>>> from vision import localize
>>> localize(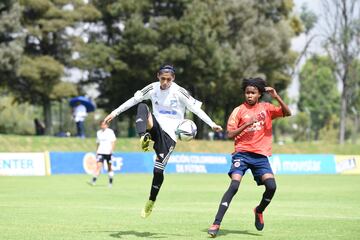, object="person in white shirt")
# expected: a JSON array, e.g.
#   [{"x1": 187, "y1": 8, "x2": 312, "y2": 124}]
[
  {"x1": 103, "y1": 64, "x2": 223, "y2": 218},
  {"x1": 73, "y1": 102, "x2": 88, "y2": 138},
  {"x1": 90, "y1": 121, "x2": 116, "y2": 187}
]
